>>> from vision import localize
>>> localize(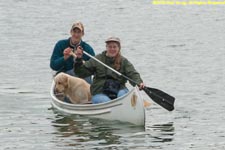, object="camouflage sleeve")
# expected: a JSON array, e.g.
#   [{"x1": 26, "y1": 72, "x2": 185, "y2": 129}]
[
  {"x1": 74, "y1": 58, "x2": 93, "y2": 78},
  {"x1": 123, "y1": 58, "x2": 143, "y2": 86}
]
